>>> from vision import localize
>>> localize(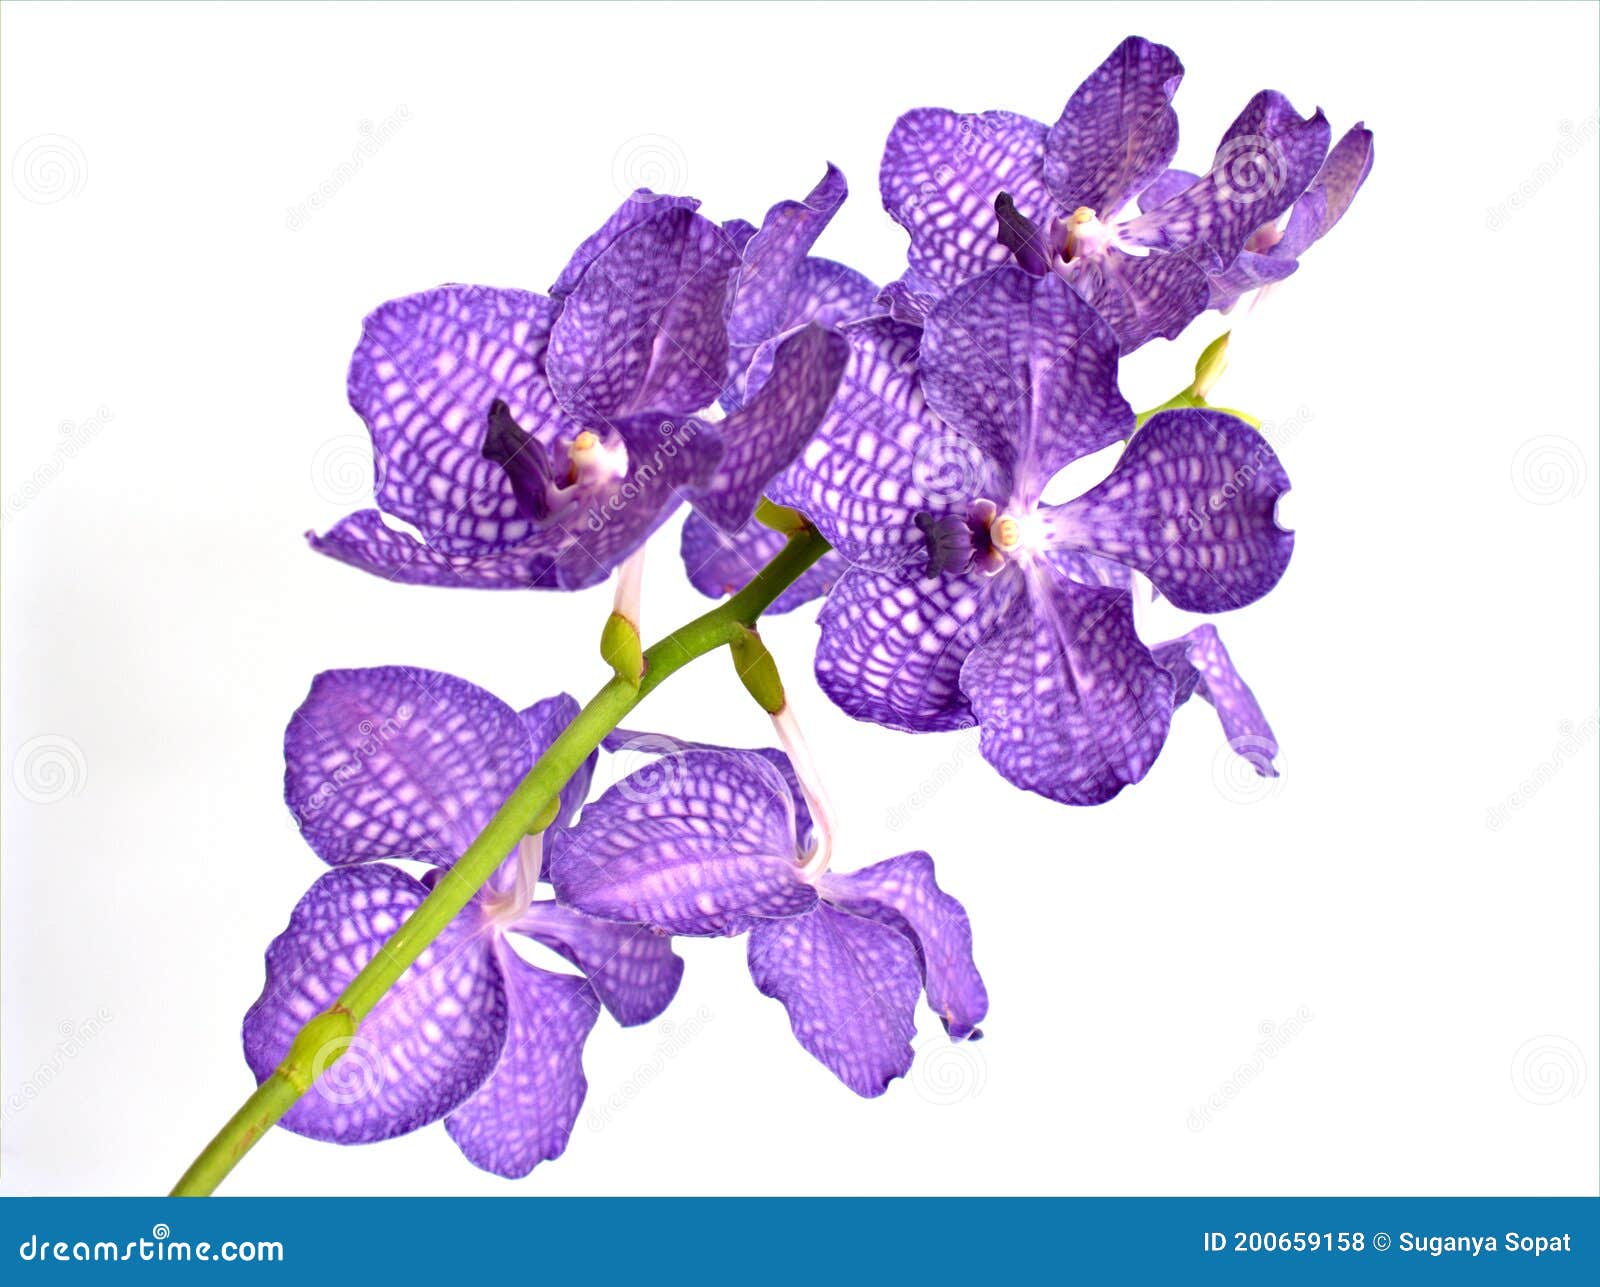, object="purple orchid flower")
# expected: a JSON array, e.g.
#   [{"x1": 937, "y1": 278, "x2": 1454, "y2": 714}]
[
  {"x1": 765, "y1": 265, "x2": 1294, "y2": 805},
  {"x1": 1154, "y1": 624, "x2": 1280, "y2": 776},
  {"x1": 309, "y1": 188, "x2": 849, "y2": 591},
  {"x1": 877, "y1": 35, "x2": 1332, "y2": 351},
  {"x1": 548, "y1": 737, "x2": 986, "y2": 1096},
  {"x1": 1141, "y1": 123, "x2": 1375, "y2": 312},
  {"x1": 680, "y1": 165, "x2": 880, "y2": 611},
  {"x1": 243, "y1": 666, "x2": 683, "y2": 1177}
]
